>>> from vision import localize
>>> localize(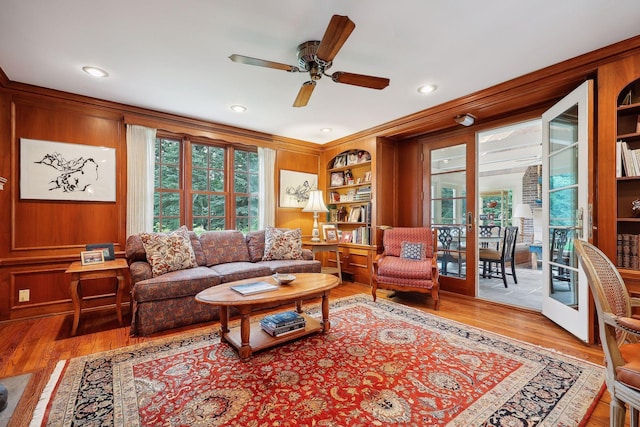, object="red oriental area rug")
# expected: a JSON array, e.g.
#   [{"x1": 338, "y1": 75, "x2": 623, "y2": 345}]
[{"x1": 32, "y1": 295, "x2": 604, "y2": 426}]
